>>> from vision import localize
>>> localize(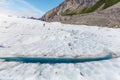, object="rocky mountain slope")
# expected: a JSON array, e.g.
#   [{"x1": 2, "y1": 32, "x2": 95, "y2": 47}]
[
  {"x1": 42, "y1": 0, "x2": 99, "y2": 20},
  {"x1": 41, "y1": 0, "x2": 120, "y2": 27}
]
